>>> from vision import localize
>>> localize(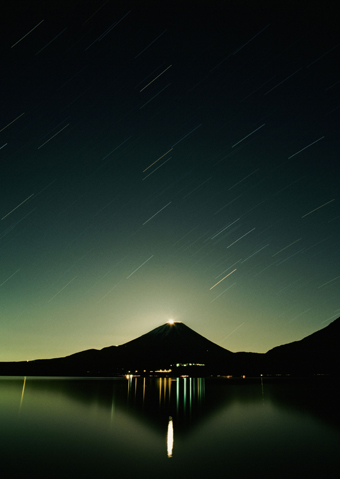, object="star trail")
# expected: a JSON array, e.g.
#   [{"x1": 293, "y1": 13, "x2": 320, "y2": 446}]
[{"x1": 1, "y1": 1, "x2": 339, "y2": 361}]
